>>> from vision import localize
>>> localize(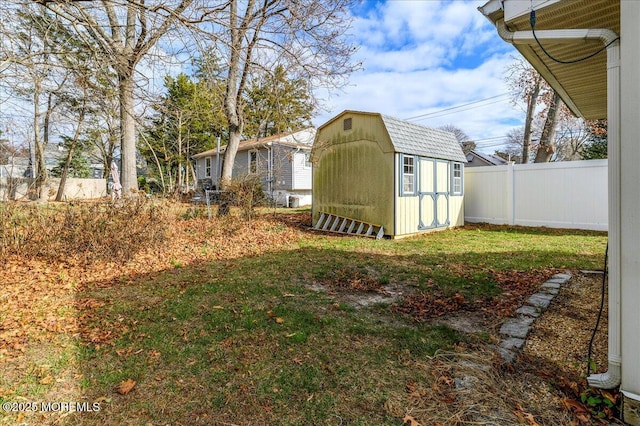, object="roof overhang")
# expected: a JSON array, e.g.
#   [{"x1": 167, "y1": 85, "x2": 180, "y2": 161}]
[{"x1": 479, "y1": 0, "x2": 619, "y2": 120}]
